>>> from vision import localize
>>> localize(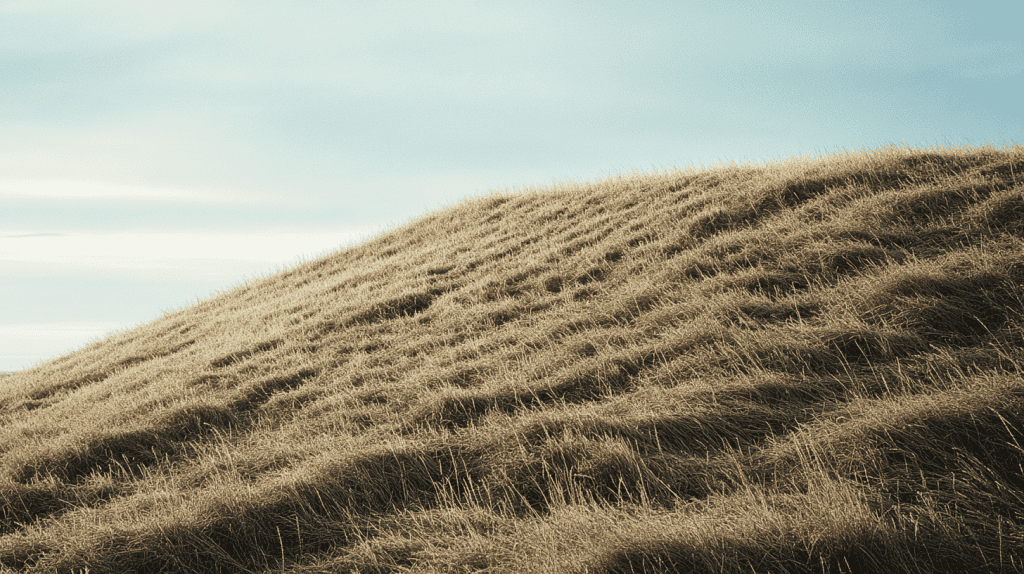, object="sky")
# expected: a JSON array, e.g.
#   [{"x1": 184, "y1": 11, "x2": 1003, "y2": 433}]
[{"x1": 2, "y1": 0, "x2": 1022, "y2": 372}]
